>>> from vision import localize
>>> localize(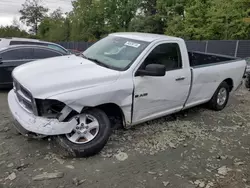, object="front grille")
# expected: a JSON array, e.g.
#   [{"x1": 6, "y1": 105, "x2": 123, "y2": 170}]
[
  {"x1": 13, "y1": 79, "x2": 34, "y2": 113},
  {"x1": 20, "y1": 86, "x2": 32, "y2": 100}
]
